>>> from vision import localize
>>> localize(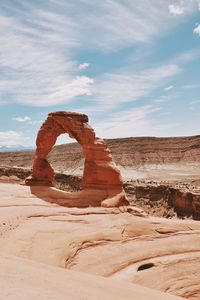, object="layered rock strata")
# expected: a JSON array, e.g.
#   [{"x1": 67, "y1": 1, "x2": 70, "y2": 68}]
[
  {"x1": 126, "y1": 182, "x2": 200, "y2": 219},
  {"x1": 25, "y1": 111, "x2": 127, "y2": 207}
]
